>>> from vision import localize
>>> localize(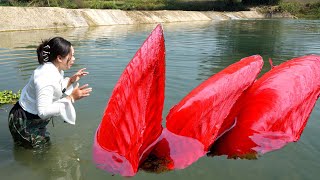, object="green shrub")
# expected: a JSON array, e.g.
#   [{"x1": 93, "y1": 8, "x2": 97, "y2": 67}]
[
  {"x1": 278, "y1": 2, "x2": 301, "y2": 14},
  {"x1": 279, "y1": 1, "x2": 320, "y2": 19},
  {"x1": 1, "y1": 0, "x2": 80, "y2": 8},
  {"x1": 242, "y1": 0, "x2": 282, "y2": 5},
  {"x1": 82, "y1": 0, "x2": 118, "y2": 9},
  {"x1": 299, "y1": 2, "x2": 320, "y2": 19},
  {"x1": 165, "y1": 0, "x2": 247, "y2": 11}
]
